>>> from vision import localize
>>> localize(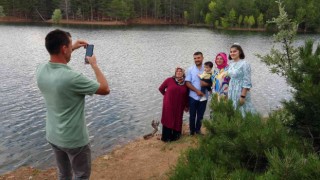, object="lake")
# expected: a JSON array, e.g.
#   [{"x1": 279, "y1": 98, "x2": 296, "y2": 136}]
[{"x1": 0, "y1": 24, "x2": 319, "y2": 174}]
